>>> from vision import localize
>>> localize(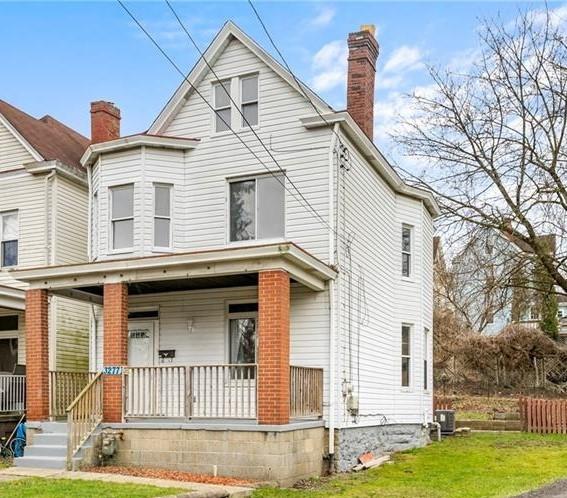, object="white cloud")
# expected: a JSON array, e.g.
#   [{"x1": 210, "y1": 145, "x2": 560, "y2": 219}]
[
  {"x1": 311, "y1": 40, "x2": 348, "y2": 92},
  {"x1": 383, "y1": 45, "x2": 423, "y2": 74},
  {"x1": 310, "y1": 6, "x2": 335, "y2": 28}
]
